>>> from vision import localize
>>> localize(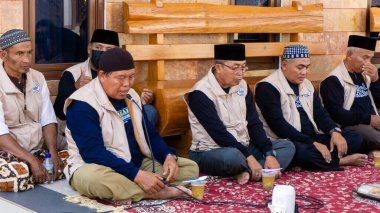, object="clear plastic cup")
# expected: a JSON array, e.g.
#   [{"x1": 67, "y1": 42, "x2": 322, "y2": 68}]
[
  {"x1": 374, "y1": 152, "x2": 380, "y2": 168},
  {"x1": 191, "y1": 180, "x2": 206, "y2": 200},
  {"x1": 262, "y1": 169, "x2": 279, "y2": 190}
]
